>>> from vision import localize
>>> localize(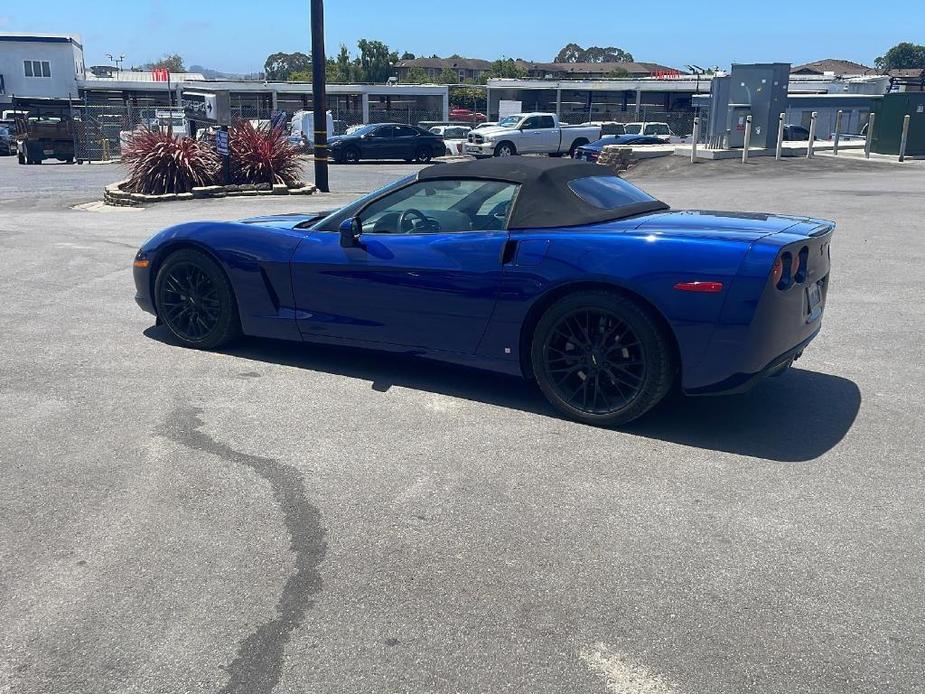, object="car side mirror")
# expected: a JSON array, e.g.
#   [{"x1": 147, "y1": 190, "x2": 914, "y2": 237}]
[{"x1": 339, "y1": 217, "x2": 362, "y2": 248}]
